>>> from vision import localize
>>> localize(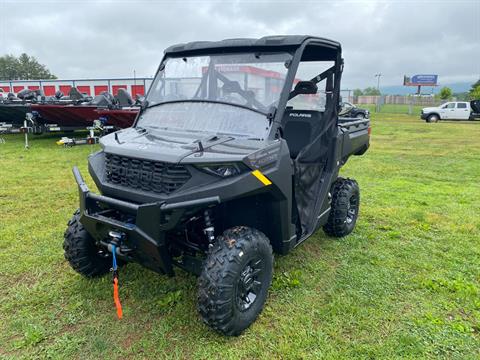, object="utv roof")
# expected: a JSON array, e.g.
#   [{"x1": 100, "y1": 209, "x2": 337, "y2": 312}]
[{"x1": 164, "y1": 35, "x2": 341, "y2": 59}]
